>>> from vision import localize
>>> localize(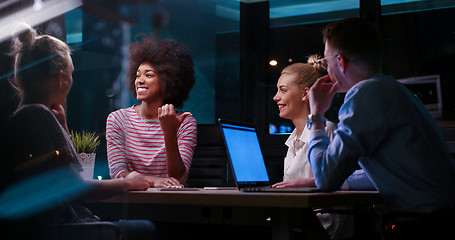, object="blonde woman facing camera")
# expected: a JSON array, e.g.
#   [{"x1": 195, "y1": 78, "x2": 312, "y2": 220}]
[
  {"x1": 272, "y1": 55, "x2": 350, "y2": 240},
  {"x1": 272, "y1": 55, "x2": 336, "y2": 189},
  {"x1": 272, "y1": 55, "x2": 375, "y2": 239}
]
